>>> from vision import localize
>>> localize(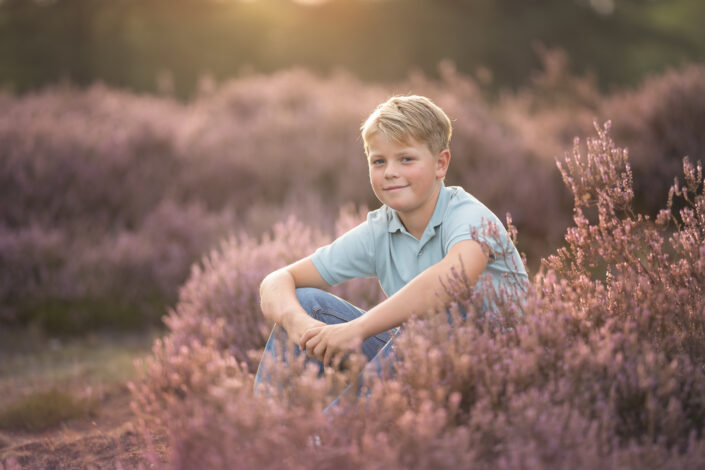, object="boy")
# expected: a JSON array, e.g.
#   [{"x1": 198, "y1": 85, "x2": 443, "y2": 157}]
[{"x1": 255, "y1": 95, "x2": 527, "y2": 397}]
